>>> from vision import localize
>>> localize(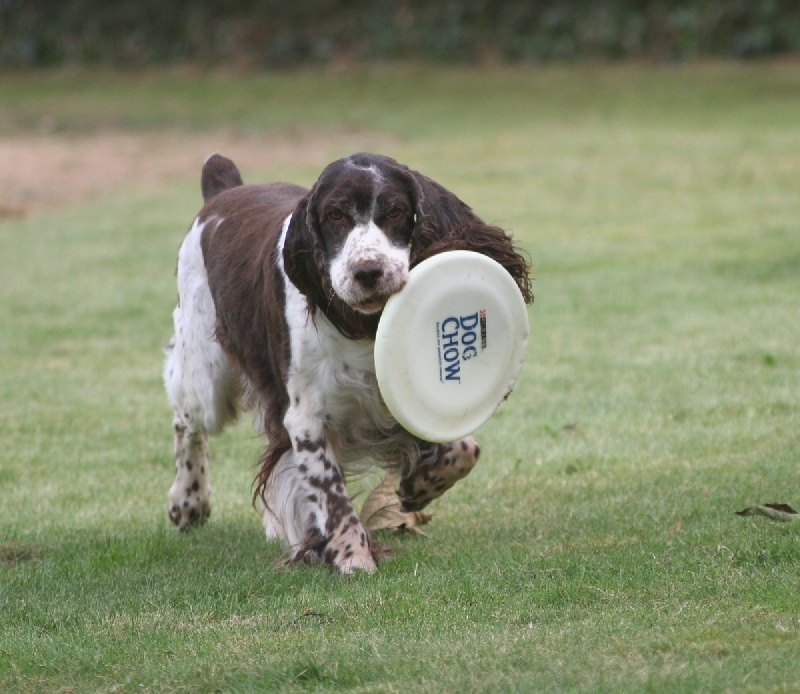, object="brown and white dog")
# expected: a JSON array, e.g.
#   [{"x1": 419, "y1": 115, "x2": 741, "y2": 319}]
[{"x1": 164, "y1": 152, "x2": 532, "y2": 574}]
